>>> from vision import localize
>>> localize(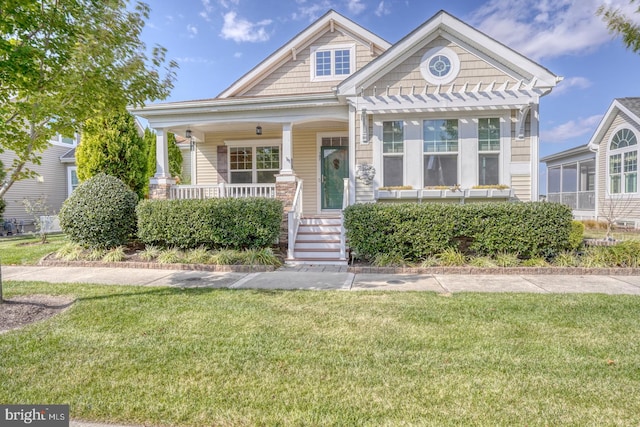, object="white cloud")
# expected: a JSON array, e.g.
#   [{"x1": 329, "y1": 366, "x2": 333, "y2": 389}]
[
  {"x1": 541, "y1": 114, "x2": 603, "y2": 142},
  {"x1": 375, "y1": 1, "x2": 391, "y2": 17},
  {"x1": 292, "y1": 0, "x2": 335, "y2": 21},
  {"x1": 234, "y1": 52, "x2": 243, "y2": 58},
  {"x1": 175, "y1": 56, "x2": 216, "y2": 65},
  {"x1": 200, "y1": 0, "x2": 213, "y2": 21},
  {"x1": 187, "y1": 24, "x2": 198, "y2": 38},
  {"x1": 218, "y1": 0, "x2": 240, "y2": 8},
  {"x1": 550, "y1": 76, "x2": 592, "y2": 96},
  {"x1": 469, "y1": 0, "x2": 640, "y2": 61},
  {"x1": 220, "y1": 11, "x2": 272, "y2": 42},
  {"x1": 347, "y1": 0, "x2": 366, "y2": 15}
]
